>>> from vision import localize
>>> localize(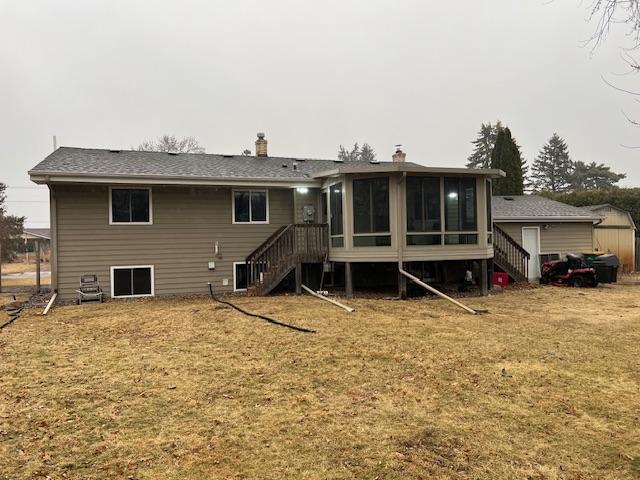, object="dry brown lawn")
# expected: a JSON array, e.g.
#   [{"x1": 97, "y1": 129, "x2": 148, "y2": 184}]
[{"x1": 1, "y1": 285, "x2": 639, "y2": 479}]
